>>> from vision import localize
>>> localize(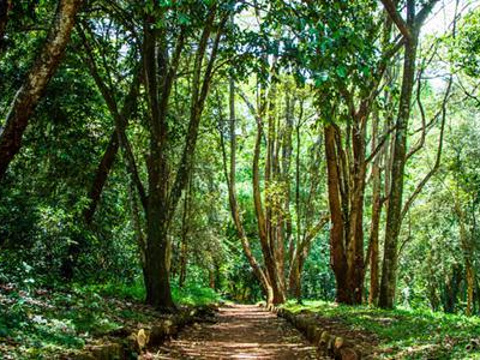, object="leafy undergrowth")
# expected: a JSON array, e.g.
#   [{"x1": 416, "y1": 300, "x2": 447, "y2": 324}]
[
  {"x1": 0, "y1": 280, "x2": 221, "y2": 359},
  {"x1": 284, "y1": 300, "x2": 480, "y2": 359}
]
